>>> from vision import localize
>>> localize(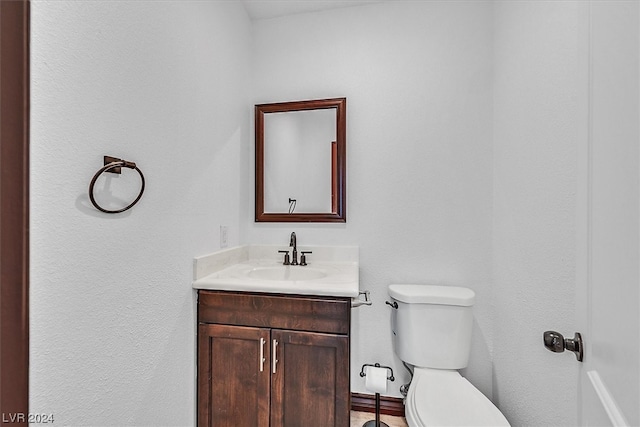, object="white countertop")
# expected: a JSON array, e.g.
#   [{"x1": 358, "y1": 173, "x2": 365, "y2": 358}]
[{"x1": 192, "y1": 245, "x2": 359, "y2": 298}]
